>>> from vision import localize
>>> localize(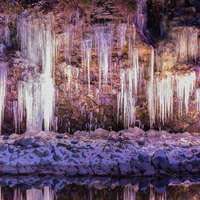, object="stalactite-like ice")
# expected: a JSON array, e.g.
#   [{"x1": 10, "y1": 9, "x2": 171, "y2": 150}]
[
  {"x1": 0, "y1": 62, "x2": 7, "y2": 133},
  {"x1": 17, "y1": 13, "x2": 55, "y2": 132},
  {"x1": 94, "y1": 25, "x2": 113, "y2": 89},
  {"x1": 0, "y1": 16, "x2": 10, "y2": 46},
  {"x1": 118, "y1": 68, "x2": 136, "y2": 128},
  {"x1": 196, "y1": 88, "x2": 200, "y2": 112},
  {"x1": 18, "y1": 79, "x2": 42, "y2": 132},
  {"x1": 154, "y1": 72, "x2": 174, "y2": 124},
  {"x1": 117, "y1": 23, "x2": 127, "y2": 54},
  {"x1": 147, "y1": 49, "x2": 155, "y2": 127},
  {"x1": 176, "y1": 71, "x2": 196, "y2": 116},
  {"x1": 82, "y1": 38, "x2": 92, "y2": 92},
  {"x1": 64, "y1": 24, "x2": 74, "y2": 64},
  {"x1": 123, "y1": 185, "x2": 138, "y2": 200},
  {"x1": 177, "y1": 27, "x2": 199, "y2": 63}
]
